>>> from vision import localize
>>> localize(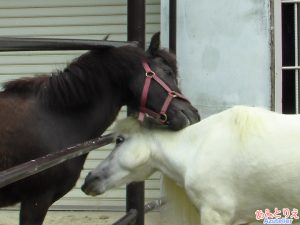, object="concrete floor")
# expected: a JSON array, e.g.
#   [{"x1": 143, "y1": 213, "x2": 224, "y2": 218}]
[
  {"x1": 0, "y1": 210, "x2": 160, "y2": 225},
  {"x1": 2, "y1": 209, "x2": 299, "y2": 225}
]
